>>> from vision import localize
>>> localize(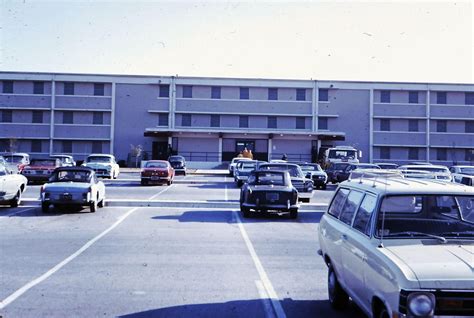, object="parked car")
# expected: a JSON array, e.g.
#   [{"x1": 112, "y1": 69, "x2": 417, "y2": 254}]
[
  {"x1": 21, "y1": 158, "x2": 62, "y2": 183},
  {"x1": 318, "y1": 177, "x2": 474, "y2": 318},
  {"x1": 50, "y1": 154, "x2": 76, "y2": 167},
  {"x1": 258, "y1": 163, "x2": 313, "y2": 202},
  {"x1": 325, "y1": 163, "x2": 351, "y2": 184},
  {"x1": 399, "y1": 169, "x2": 438, "y2": 180},
  {"x1": 234, "y1": 160, "x2": 263, "y2": 187},
  {"x1": 168, "y1": 155, "x2": 187, "y2": 175},
  {"x1": 240, "y1": 170, "x2": 299, "y2": 218},
  {"x1": 335, "y1": 163, "x2": 381, "y2": 183},
  {"x1": 141, "y1": 160, "x2": 174, "y2": 186},
  {"x1": 348, "y1": 168, "x2": 403, "y2": 180},
  {"x1": 3, "y1": 152, "x2": 30, "y2": 173},
  {"x1": 82, "y1": 154, "x2": 120, "y2": 179},
  {"x1": 398, "y1": 164, "x2": 452, "y2": 182},
  {"x1": 297, "y1": 162, "x2": 328, "y2": 190},
  {"x1": 41, "y1": 167, "x2": 105, "y2": 213},
  {"x1": 228, "y1": 157, "x2": 252, "y2": 176},
  {"x1": 0, "y1": 164, "x2": 27, "y2": 207},
  {"x1": 0, "y1": 155, "x2": 6, "y2": 166},
  {"x1": 376, "y1": 163, "x2": 399, "y2": 170}
]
